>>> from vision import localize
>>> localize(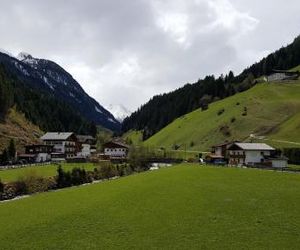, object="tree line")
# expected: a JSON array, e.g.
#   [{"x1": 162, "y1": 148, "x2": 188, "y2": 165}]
[{"x1": 122, "y1": 35, "x2": 300, "y2": 140}]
